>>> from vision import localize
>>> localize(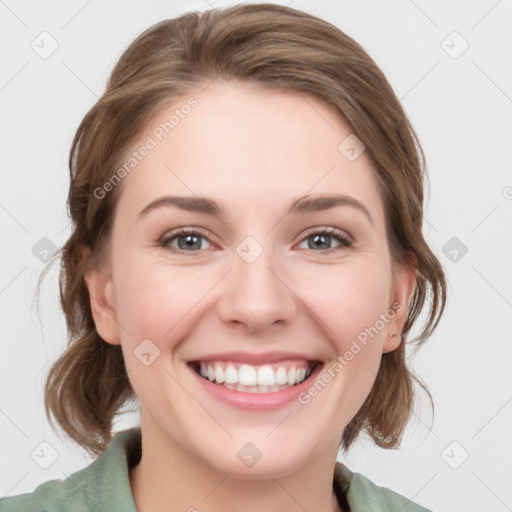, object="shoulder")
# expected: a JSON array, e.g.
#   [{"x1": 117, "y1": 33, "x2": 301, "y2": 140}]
[
  {"x1": 334, "y1": 462, "x2": 434, "y2": 512},
  {"x1": 0, "y1": 428, "x2": 141, "y2": 512},
  {"x1": 0, "y1": 472, "x2": 98, "y2": 512},
  {"x1": 0, "y1": 478, "x2": 67, "y2": 512}
]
